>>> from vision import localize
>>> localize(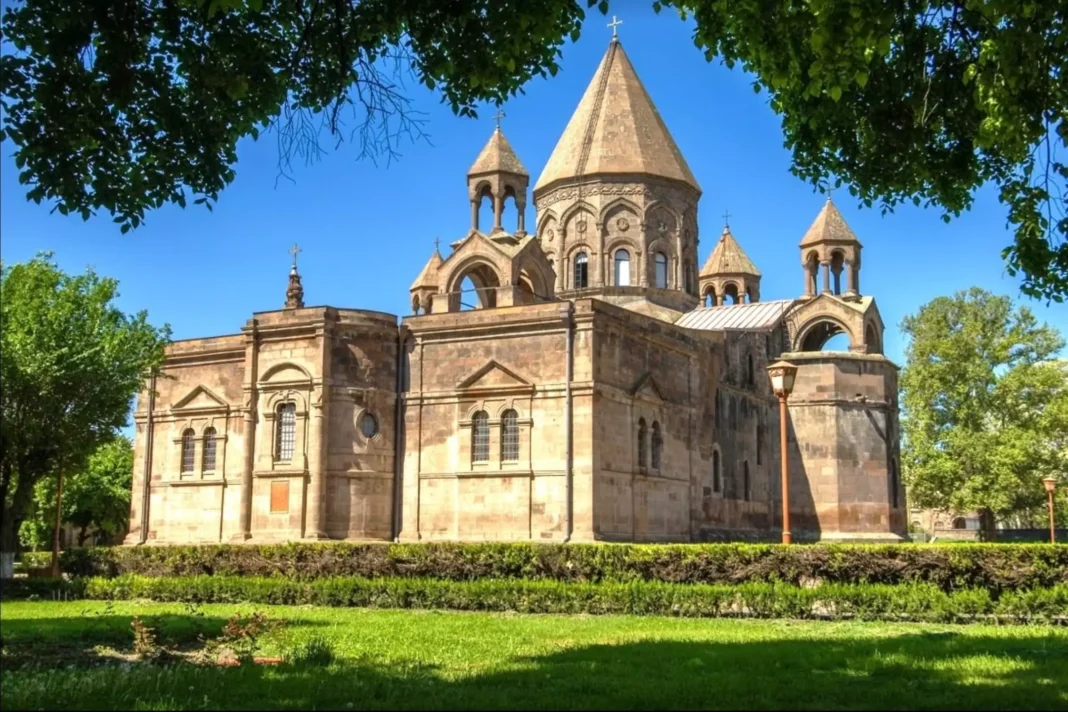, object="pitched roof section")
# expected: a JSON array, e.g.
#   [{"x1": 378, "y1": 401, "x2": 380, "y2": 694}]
[
  {"x1": 409, "y1": 250, "x2": 443, "y2": 291},
  {"x1": 800, "y1": 198, "x2": 862, "y2": 247},
  {"x1": 675, "y1": 299, "x2": 797, "y2": 331},
  {"x1": 700, "y1": 227, "x2": 761, "y2": 277},
  {"x1": 533, "y1": 39, "x2": 700, "y2": 194},
  {"x1": 468, "y1": 127, "x2": 528, "y2": 176}
]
